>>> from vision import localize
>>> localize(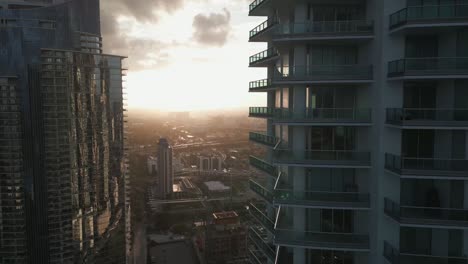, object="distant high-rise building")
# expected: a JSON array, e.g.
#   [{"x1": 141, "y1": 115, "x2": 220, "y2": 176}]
[
  {"x1": 157, "y1": 138, "x2": 173, "y2": 198},
  {"x1": 199, "y1": 154, "x2": 224, "y2": 171},
  {"x1": 147, "y1": 156, "x2": 158, "y2": 175},
  {"x1": 0, "y1": 0, "x2": 131, "y2": 263},
  {"x1": 247, "y1": 0, "x2": 468, "y2": 263},
  {"x1": 204, "y1": 211, "x2": 247, "y2": 264}
]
